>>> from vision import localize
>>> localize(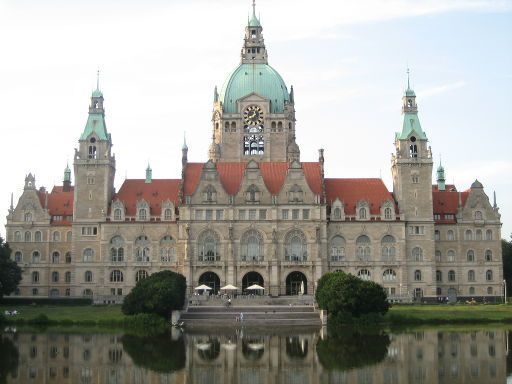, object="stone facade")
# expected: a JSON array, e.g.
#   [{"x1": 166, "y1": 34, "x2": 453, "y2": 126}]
[{"x1": 4, "y1": 5, "x2": 502, "y2": 303}]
